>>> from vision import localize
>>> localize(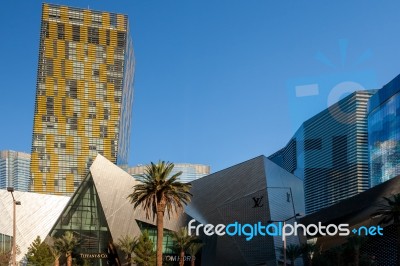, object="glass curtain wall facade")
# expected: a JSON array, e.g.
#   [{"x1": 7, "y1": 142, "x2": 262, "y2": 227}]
[
  {"x1": 0, "y1": 150, "x2": 31, "y2": 191},
  {"x1": 0, "y1": 234, "x2": 12, "y2": 254},
  {"x1": 50, "y1": 173, "x2": 119, "y2": 265},
  {"x1": 368, "y1": 74, "x2": 400, "y2": 187},
  {"x1": 270, "y1": 90, "x2": 376, "y2": 214},
  {"x1": 30, "y1": 4, "x2": 134, "y2": 195},
  {"x1": 136, "y1": 221, "x2": 175, "y2": 254},
  {"x1": 135, "y1": 221, "x2": 201, "y2": 265}
]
